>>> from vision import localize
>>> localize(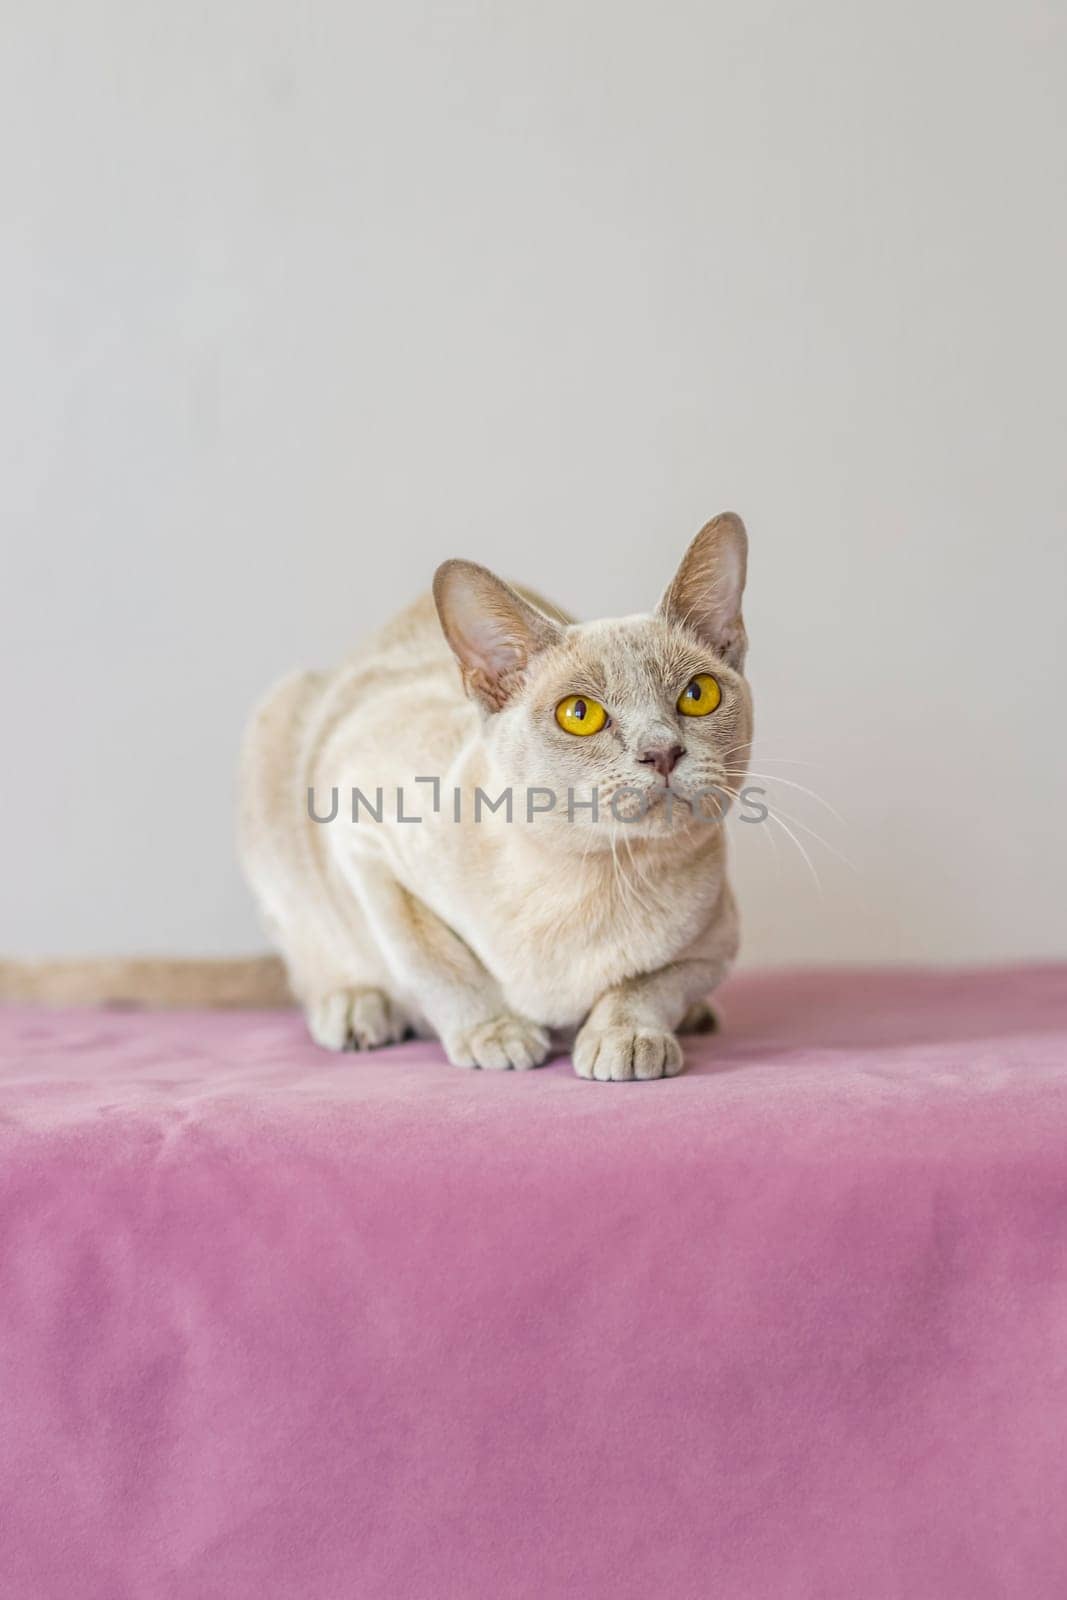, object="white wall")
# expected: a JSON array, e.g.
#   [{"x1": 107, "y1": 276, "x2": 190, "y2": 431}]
[{"x1": 3, "y1": 1, "x2": 1065, "y2": 967}]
